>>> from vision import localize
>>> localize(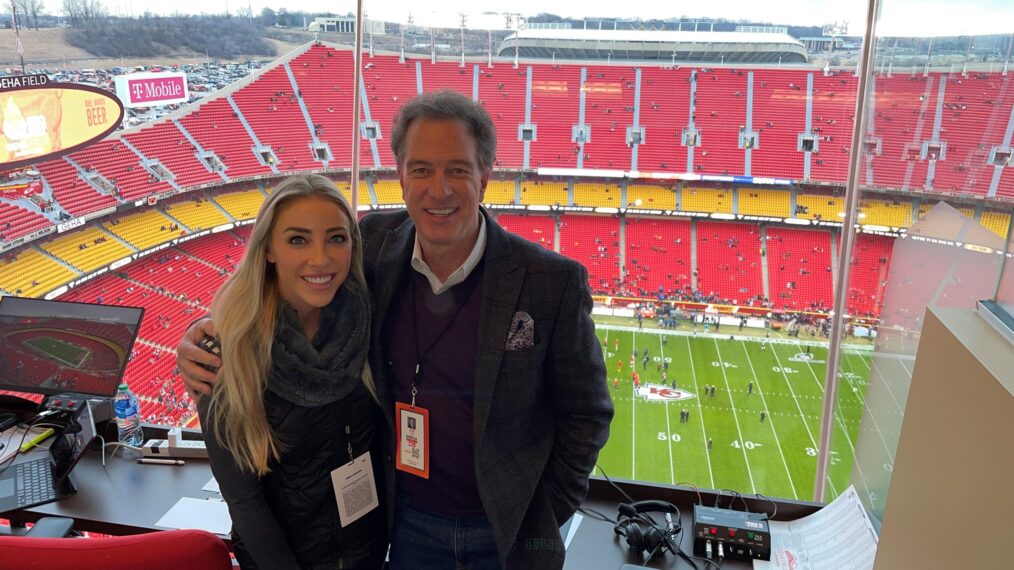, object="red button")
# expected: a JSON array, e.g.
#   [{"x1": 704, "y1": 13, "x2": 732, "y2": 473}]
[
  {"x1": 710, "y1": 528, "x2": 717, "y2": 535},
  {"x1": 68, "y1": 402, "x2": 76, "y2": 408},
  {"x1": 729, "y1": 530, "x2": 736, "y2": 537}
]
